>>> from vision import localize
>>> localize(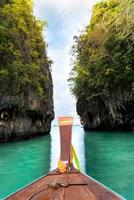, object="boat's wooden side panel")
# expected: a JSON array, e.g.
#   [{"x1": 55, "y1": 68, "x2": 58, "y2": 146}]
[
  {"x1": 30, "y1": 187, "x2": 65, "y2": 200},
  {"x1": 79, "y1": 173, "x2": 122, "y2": 200},
  {"x1": 5, "y1": 175, "x2": 48, "y2": 200},
  {"x1": 64, "y1": 172, "x2": 97, "y2": 200},
  {"x1": 5, "y1": 173, "x2": 67, "y2": 200},
  {"x1": 65, "y1": 185, "x2": 97, "y2": 200}
]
